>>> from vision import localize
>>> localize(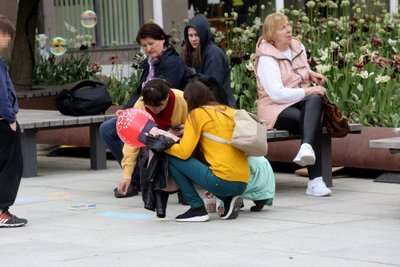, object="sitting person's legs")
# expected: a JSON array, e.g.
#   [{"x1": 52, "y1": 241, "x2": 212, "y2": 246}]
[
  {"x1": 275, "y1": 95, "x2": 322, "y2": 166},
  {"x1": 274, "y1": 95, "x2": 331, "y2": 196},
  {"x1": 100, "y1": 118, "x2": 124, "y2": 164},
  {"x1": 299, "y1": 94, "x2": 323, "y2": 150}
]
